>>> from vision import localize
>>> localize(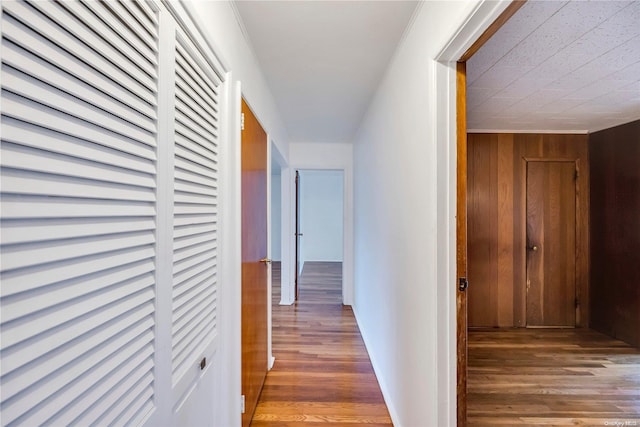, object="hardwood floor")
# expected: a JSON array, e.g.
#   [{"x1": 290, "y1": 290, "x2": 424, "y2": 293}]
[
  {"x1": 252, "y1": 262, "x2": 392, "y2": 426},
  {"x1": 468, "y1": 328, "x2": 640, "y2": 426},
  {"x1": 272, "y1": 261, "x2": 281, "y2": 303},
  {"x1": 265, "y1": 264, "x2": 639, "y2": 425}
]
